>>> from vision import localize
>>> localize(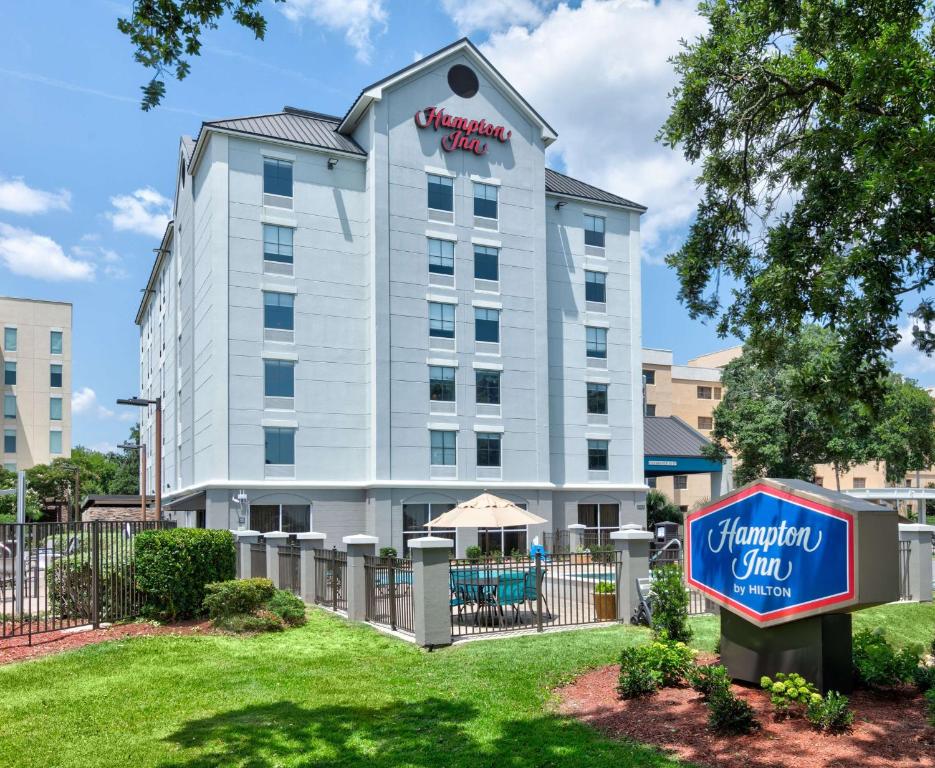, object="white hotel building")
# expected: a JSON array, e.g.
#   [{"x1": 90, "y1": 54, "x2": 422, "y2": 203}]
[{"x1": 137, "y1": 39, "x2": 648, "y2": 554}]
